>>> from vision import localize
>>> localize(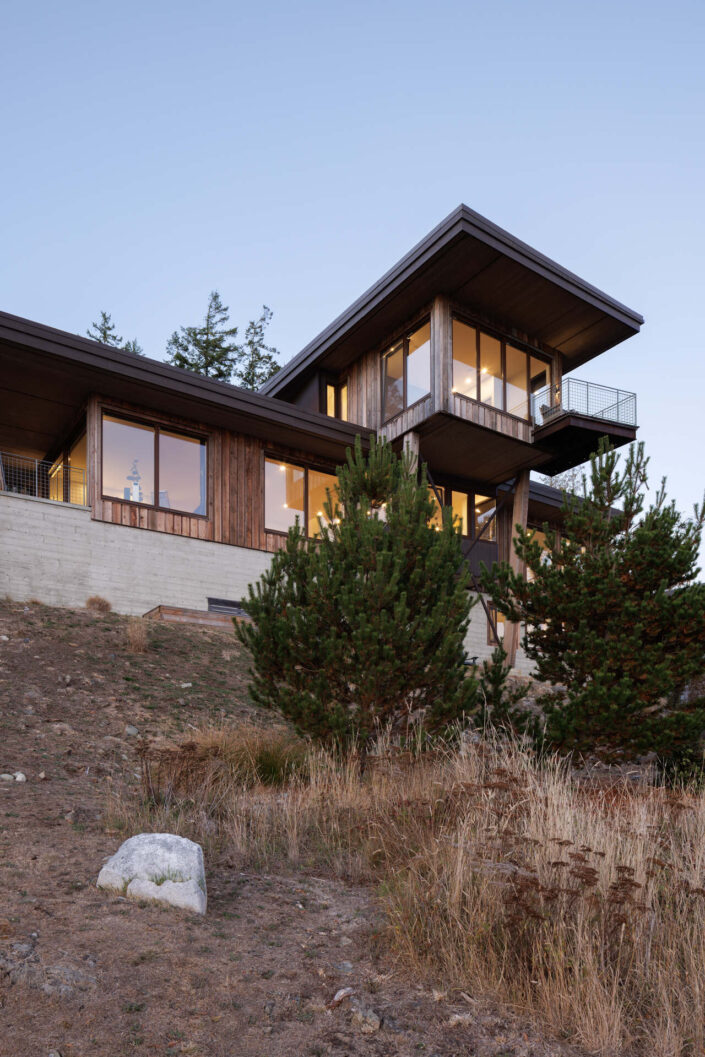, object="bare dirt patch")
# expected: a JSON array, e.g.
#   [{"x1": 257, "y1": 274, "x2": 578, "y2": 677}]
[{"x1": 0, "y1": 600, "x2": 576, "y2": 1056}]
